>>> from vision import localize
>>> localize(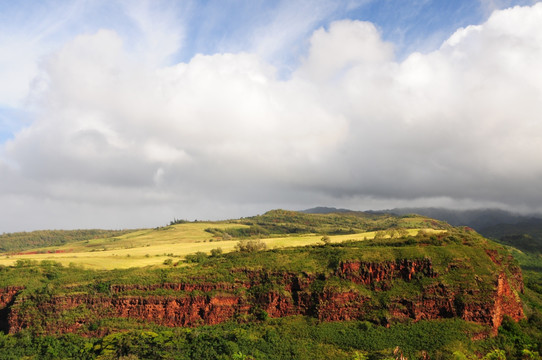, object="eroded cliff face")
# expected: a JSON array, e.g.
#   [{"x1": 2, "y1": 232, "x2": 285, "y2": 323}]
[
  {"x1": 0, "y1": 286, "x2": 23, "y2": 333},
  {"x1": 492, "y1": 272, "x2": 524, "y2": 330},
  {"x1": 0, "y1": 287, "x2": 22, "y2": 307},
  {"x1": 337, "y1": 258, "x2": 436, "y2": 288},
  {"x1": 387, "y1": 273, "x2": 524, "y2": 335},
  {"x1": 3, "y1": 256, "x2": 524, "y2": 336}
]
